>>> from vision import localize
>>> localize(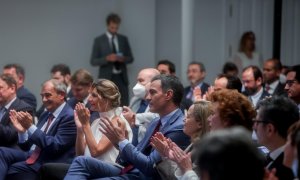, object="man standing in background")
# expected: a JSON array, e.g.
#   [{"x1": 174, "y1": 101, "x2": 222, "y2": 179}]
[{"x1": 90, "y1": 13, "x2": 134, "y2": 106}]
